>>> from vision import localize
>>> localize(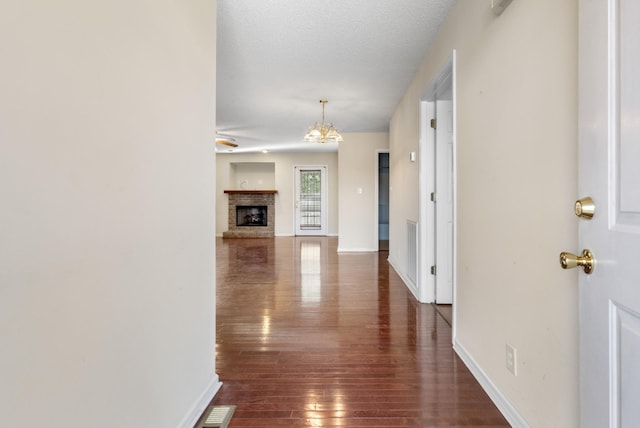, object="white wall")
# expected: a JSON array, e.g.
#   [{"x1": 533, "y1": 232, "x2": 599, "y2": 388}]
[
  {"x1": 390, "y1": 0, "x2": 579, "y2": 426},
  {"x1": 338, "y1": 133, "x2": 389, "y2": 252},
  {"x1": 231, "y1": 162, "x2": 276, "y2": 189},
  {"x1": 0, "y1": 2, "x2": 219, "y2": 427},
  {"x1": 216, "y1": 152, "x2": 339, "y2": 236}
]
